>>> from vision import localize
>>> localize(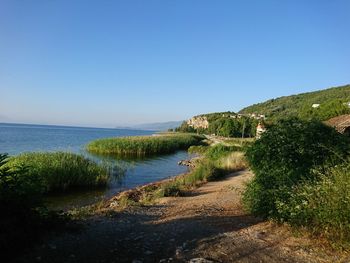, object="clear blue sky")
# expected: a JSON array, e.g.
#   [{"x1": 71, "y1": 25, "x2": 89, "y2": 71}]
[{"x1": 1, "y1": 0, "x2": 349, "y2": 127}]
